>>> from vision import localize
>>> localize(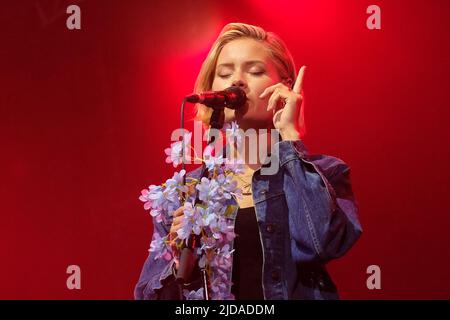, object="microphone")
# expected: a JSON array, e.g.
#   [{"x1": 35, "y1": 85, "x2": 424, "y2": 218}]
[{"x1": 185, "y1": 86, "x2": 247, "y2": 109}]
